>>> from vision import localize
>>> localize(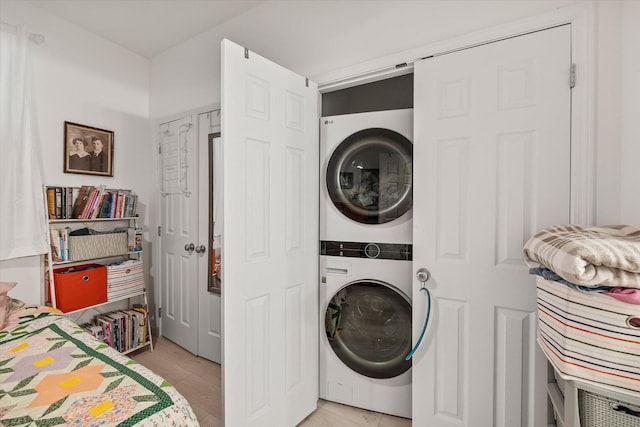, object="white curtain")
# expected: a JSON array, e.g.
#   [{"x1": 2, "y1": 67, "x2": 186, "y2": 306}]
[{"x1": 0, "y1": 24, "x2": 48, "y2": 260}]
